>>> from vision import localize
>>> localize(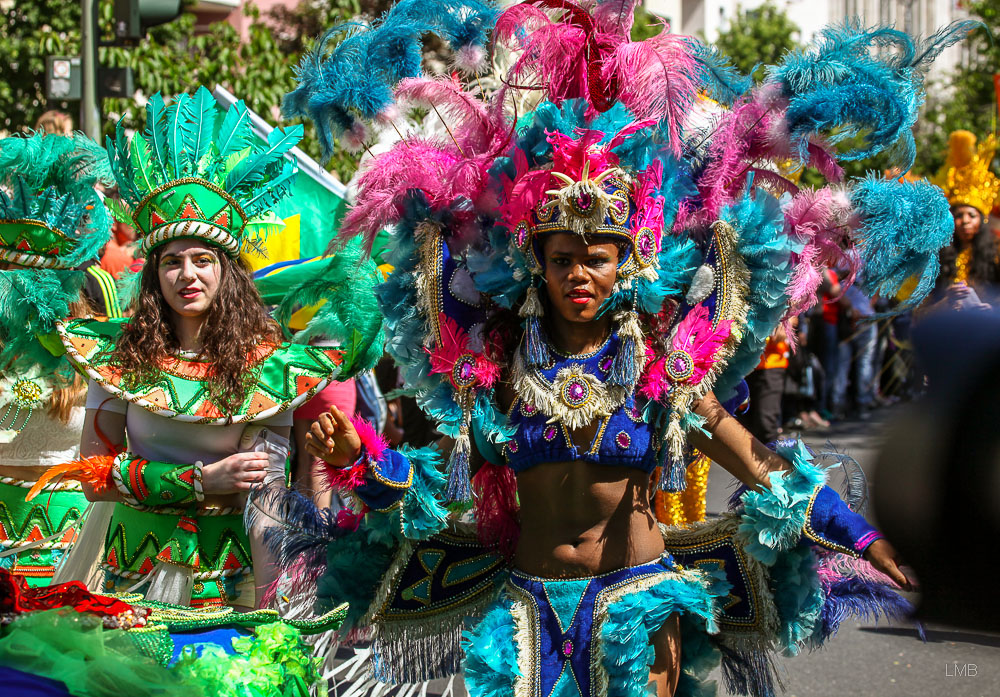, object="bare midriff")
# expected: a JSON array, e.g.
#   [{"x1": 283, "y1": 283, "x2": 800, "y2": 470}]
[{"x1": 513, "y1": 460, "x2": 664, "y2": 578}]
